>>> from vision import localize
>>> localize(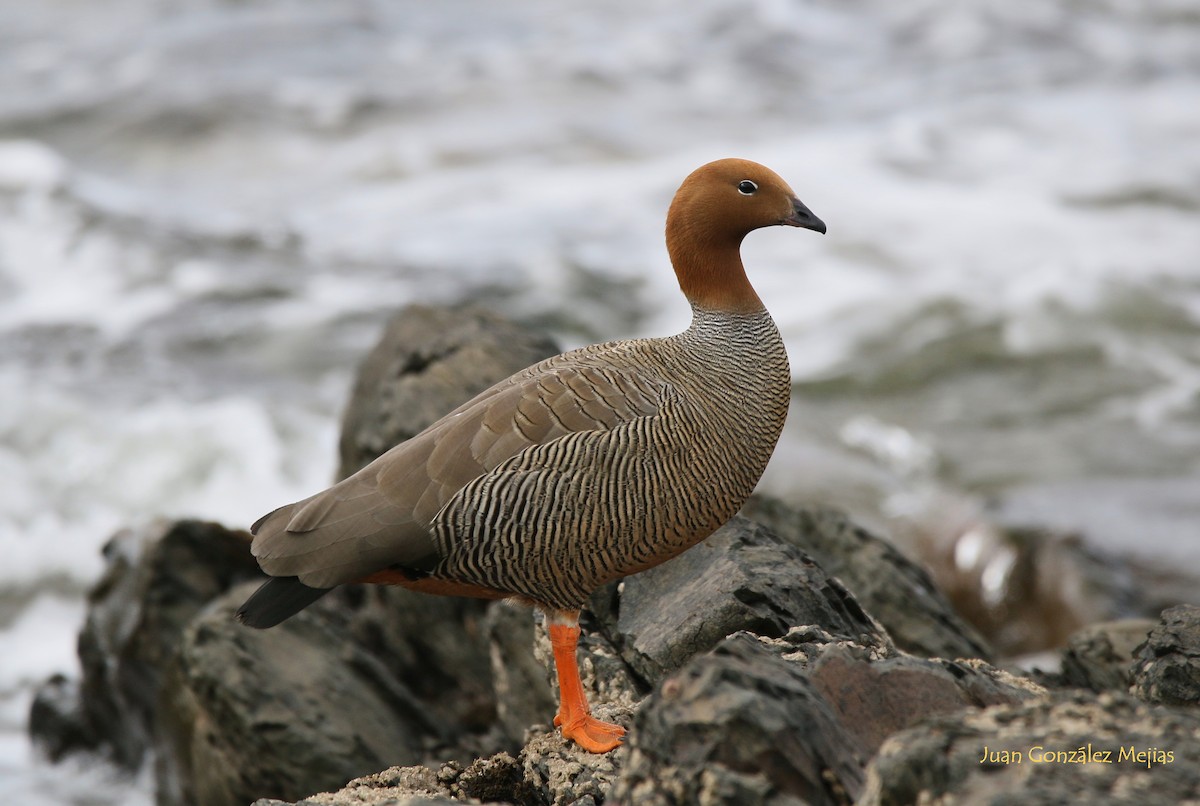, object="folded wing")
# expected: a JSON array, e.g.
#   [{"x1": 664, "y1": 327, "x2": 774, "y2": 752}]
[{"x1": 249, "y1": 351, "x2": 667, "y2": 590}]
